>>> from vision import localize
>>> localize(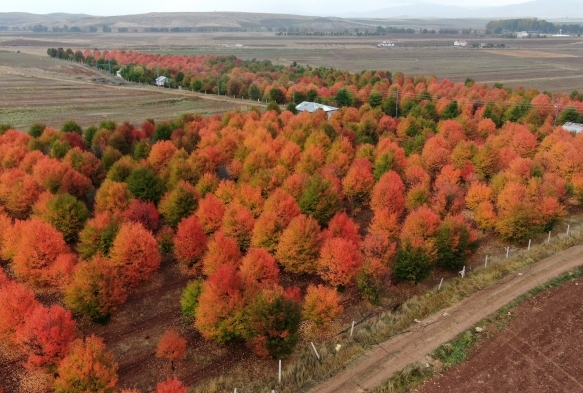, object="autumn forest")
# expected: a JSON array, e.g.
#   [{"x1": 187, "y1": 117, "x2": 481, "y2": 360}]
[{"x1": 1, "y1": 49, "x2": 583, "y2": 393}]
